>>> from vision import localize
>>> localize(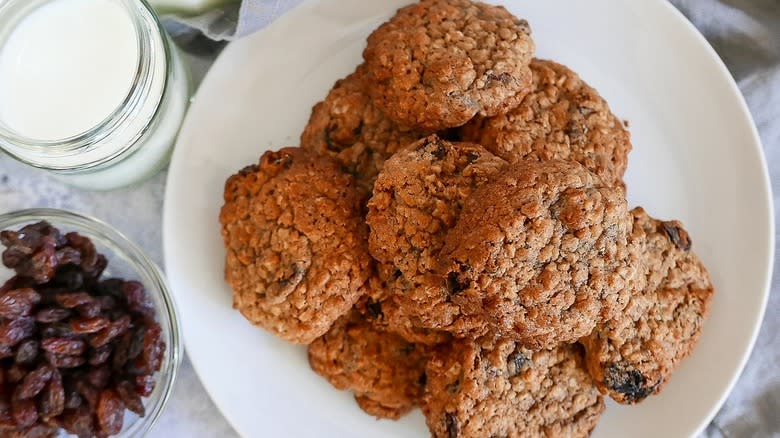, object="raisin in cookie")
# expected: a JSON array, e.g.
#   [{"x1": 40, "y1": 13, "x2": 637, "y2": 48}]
[
  {"x1": 220, "y1": 148, "x2": 370, "y2": 344},
  {"x1": 440, "y1": 160, "x2": 635, "y2": 349},
  {"x1": 366, "y1": 135, "x2": 507, "y2": 336},
  {"x1": 580, "y1": 207, "x2": 714, "y2": 404},
  {"x1": 363, "y1": 0, "x2": 534, "y2": 130},
  {"x1": 301, "y1": 65, "x2": 428, "y2": 196},
  {"x1": 308, "y1": 310, "x2": 431, "y2": 419},
  {"x1": 423, "y1": 337, "x2": 604, "y2": 438},
  {"x1": 461, "y1": 59, "x2": 631, "y2": 187}
]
